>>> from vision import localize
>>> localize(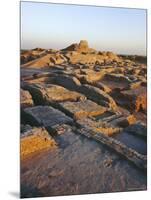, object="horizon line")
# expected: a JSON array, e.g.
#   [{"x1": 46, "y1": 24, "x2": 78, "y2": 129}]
[{"x1": 21, "y1": 47, "x2": 147, "y2": 57}]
